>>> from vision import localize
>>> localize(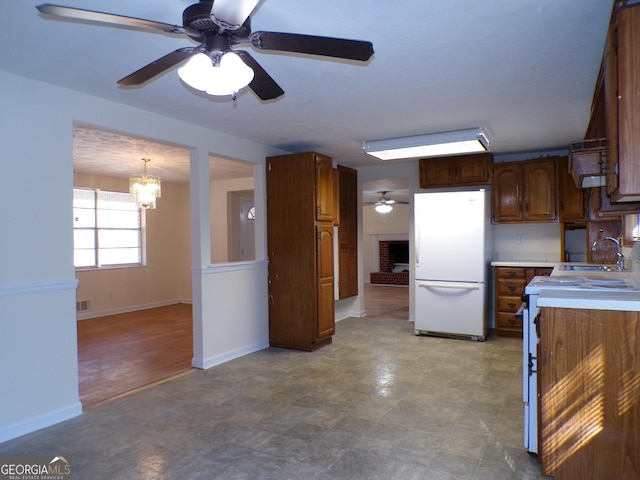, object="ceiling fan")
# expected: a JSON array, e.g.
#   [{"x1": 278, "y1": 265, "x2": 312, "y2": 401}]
[
  {"x1": 365, "y1": 191, "x2": 409, "y2": 213},
  {"x1": 36, "y1": 1, "x2": 375, "y2": 100}
]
